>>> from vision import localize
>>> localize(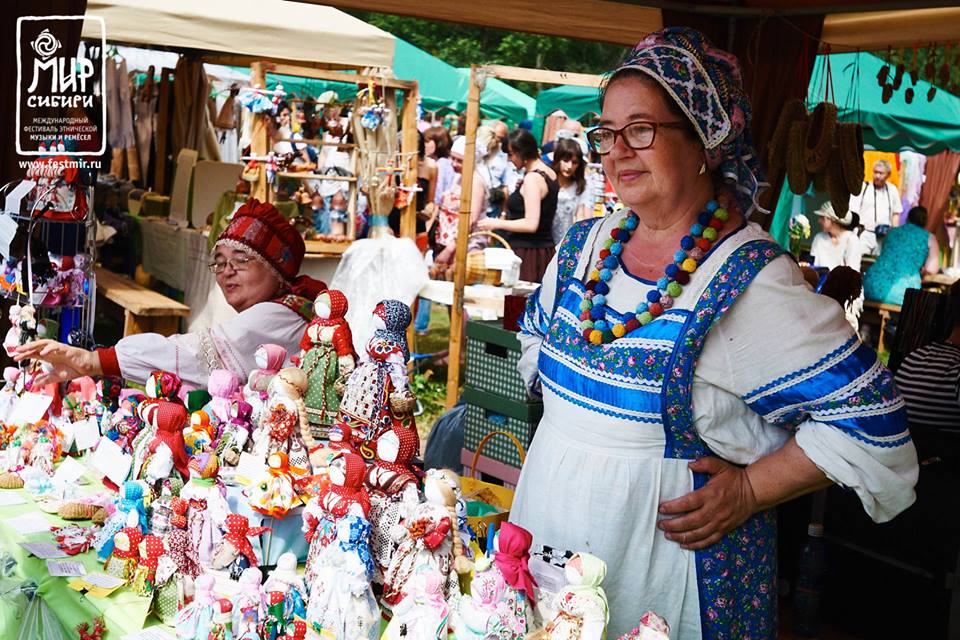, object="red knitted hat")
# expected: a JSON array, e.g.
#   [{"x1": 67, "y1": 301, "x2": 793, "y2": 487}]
[{"x1": 215, "y1": 198, "x2": 305, "y2": 283}]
